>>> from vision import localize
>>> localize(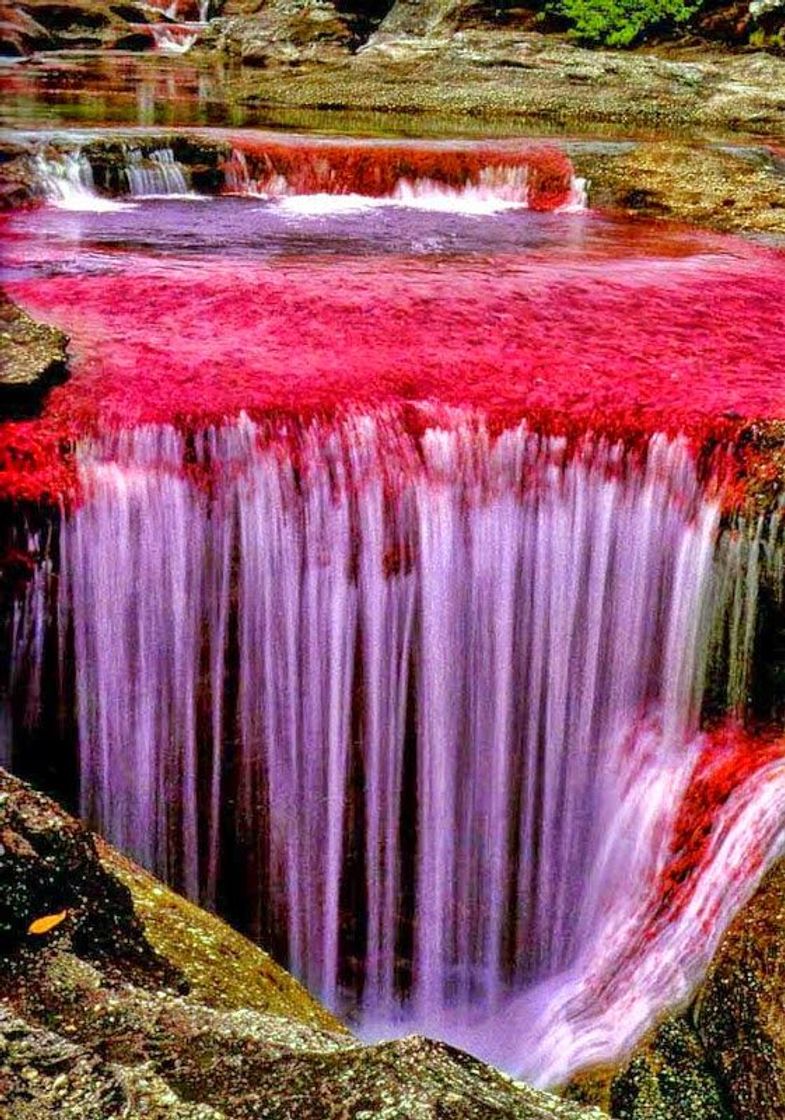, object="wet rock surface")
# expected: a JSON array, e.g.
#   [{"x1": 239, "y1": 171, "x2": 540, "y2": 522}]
[
  {"x1": 569, "y1": 140, "x2": 785, "y2": 238},
  {"x1": 0, "y1": 296, "x2": 68, "y2": 417},
  {"x1": 0, "y1": 769, "x2": 609, "y2": 1119}
]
